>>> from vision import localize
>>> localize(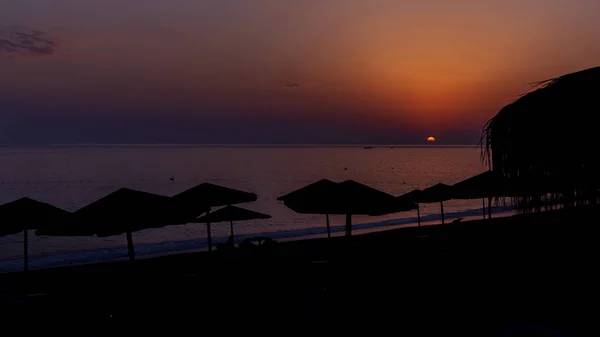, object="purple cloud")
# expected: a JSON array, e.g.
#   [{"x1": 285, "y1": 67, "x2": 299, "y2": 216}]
[{"x1": 0, "y1": 28, "x2": 58, "y2": 57}]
